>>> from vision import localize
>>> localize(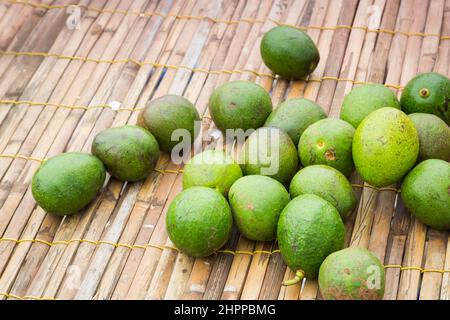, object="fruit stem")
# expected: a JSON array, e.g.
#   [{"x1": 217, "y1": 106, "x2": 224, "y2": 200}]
[{"x1": 282, "y1": 270, "x2": 305, "y2": 286}]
